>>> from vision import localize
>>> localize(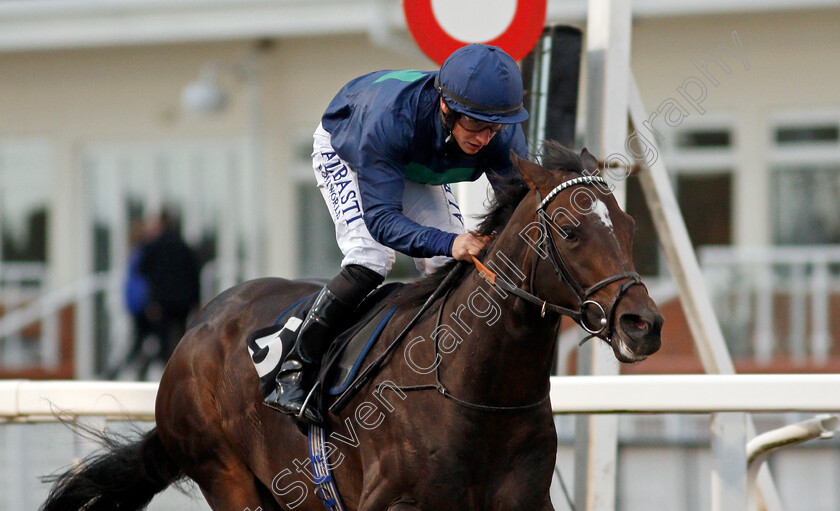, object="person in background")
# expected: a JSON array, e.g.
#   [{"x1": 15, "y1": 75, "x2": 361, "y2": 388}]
[
  {"x1": 138, "y1": 210, "x2": 202, "y2": 370},
  {"x1": 107, "y1": 218, "x2": 155, "y2": 380}
]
